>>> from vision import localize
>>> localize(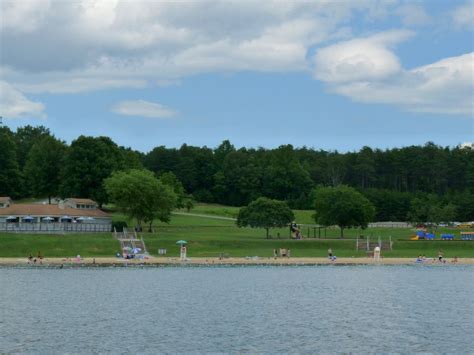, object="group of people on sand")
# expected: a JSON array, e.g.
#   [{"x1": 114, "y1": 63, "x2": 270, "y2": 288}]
[
  {"x1": 27, "y1": 252, "x2": 43, "y2": 265},
  {"x1": 328, "y1": 248, "x2": 337, "y2": 262},
  {"x1": 416, "y1": 250, "x2": 458, "y2": 263}
]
